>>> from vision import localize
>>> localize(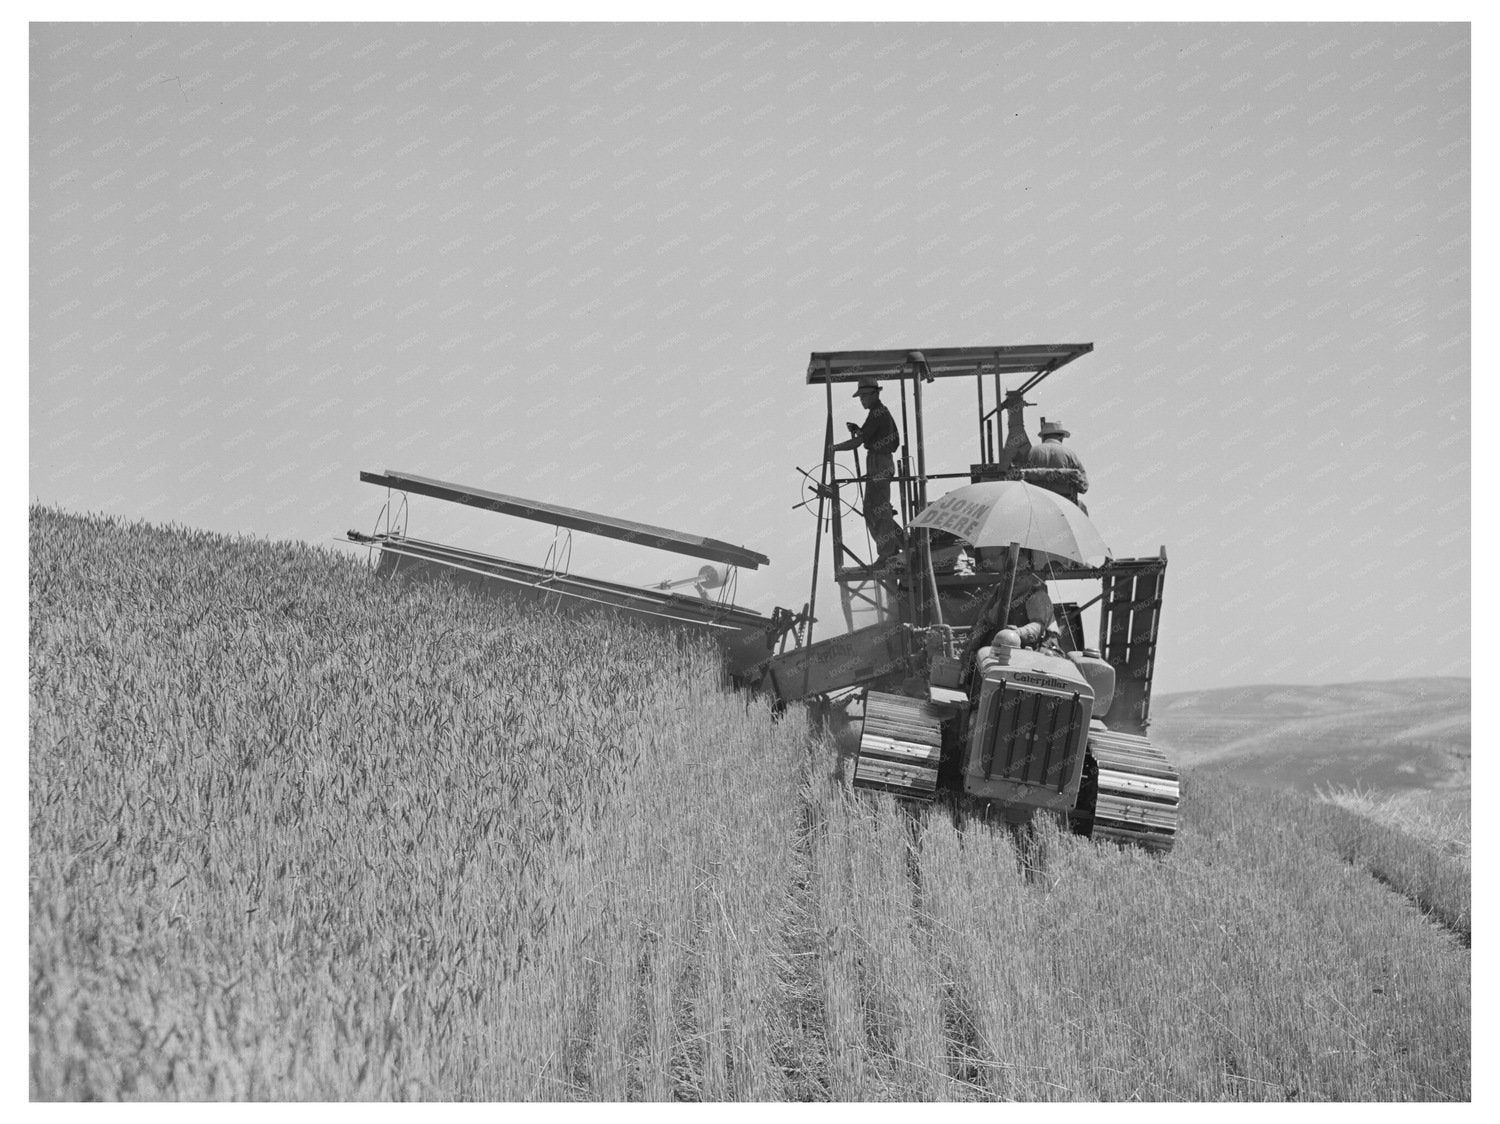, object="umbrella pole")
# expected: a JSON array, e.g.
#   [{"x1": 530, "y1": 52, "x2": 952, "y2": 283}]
[
  {"x1": 1001, "y1": 540, "x2": 1021, "y2": 634},
  {"x1": 925, "y1": 539, "x2": 944, "y2": 627}
]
